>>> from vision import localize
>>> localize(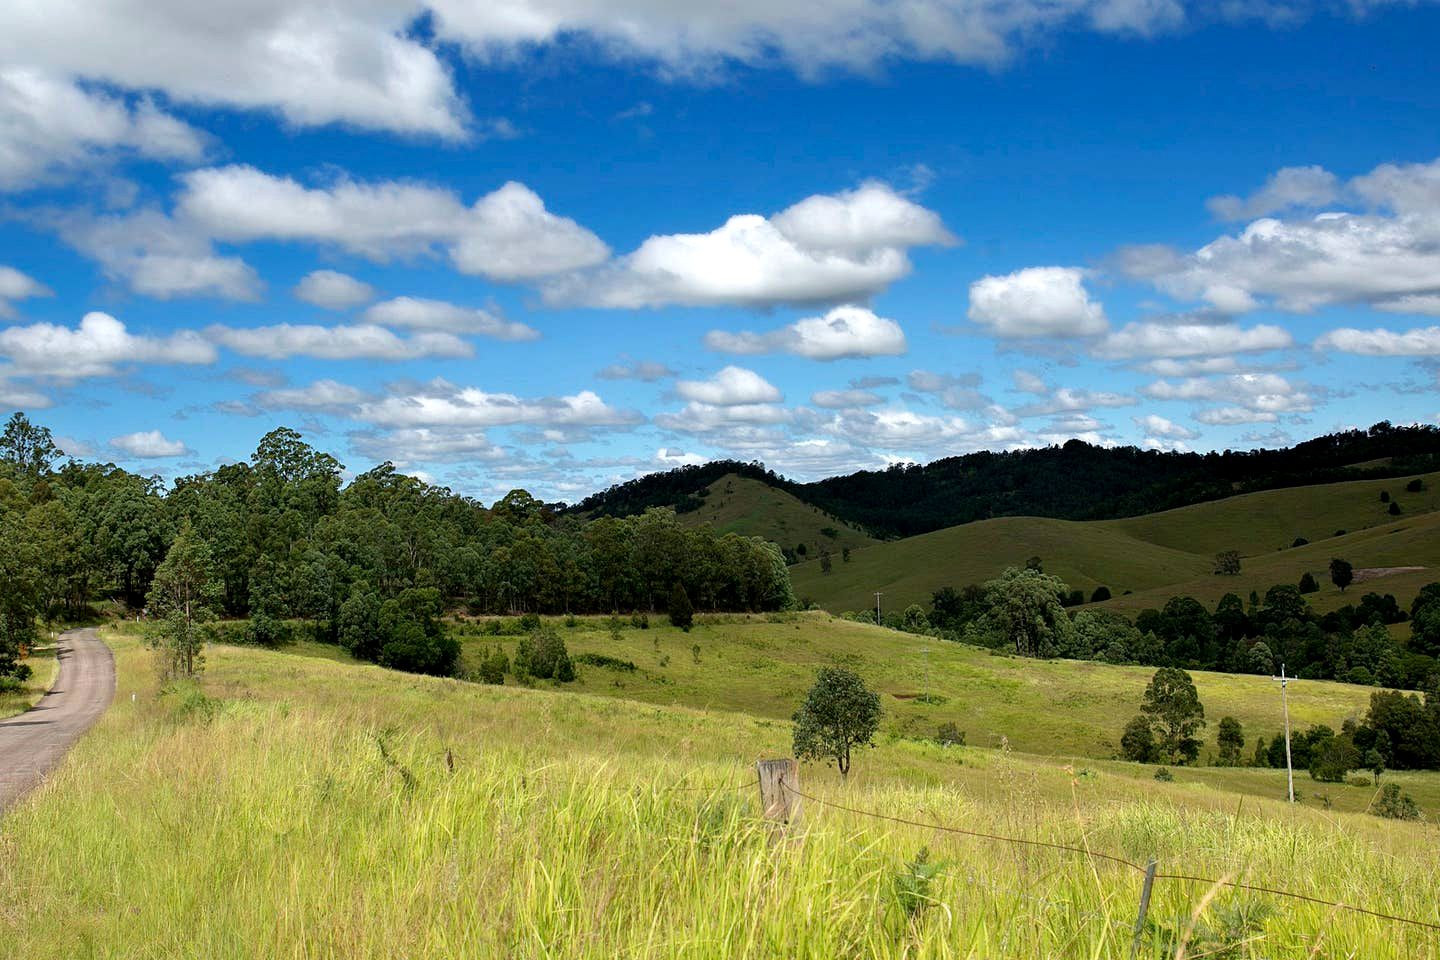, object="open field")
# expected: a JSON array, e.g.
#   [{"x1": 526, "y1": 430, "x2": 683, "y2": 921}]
[
  {"x1": 0, "y1": 641, "x2": 60, "y2": 720},
  {"x1": 679, "y1": 473, "x2": 877, "y2": 556},
  {"x1": 3, "y1": 629, "x2": 1439, "y2": 958},
  {"x1": 792, "y1": 470, "x2": 1440, "y2": 613}
]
